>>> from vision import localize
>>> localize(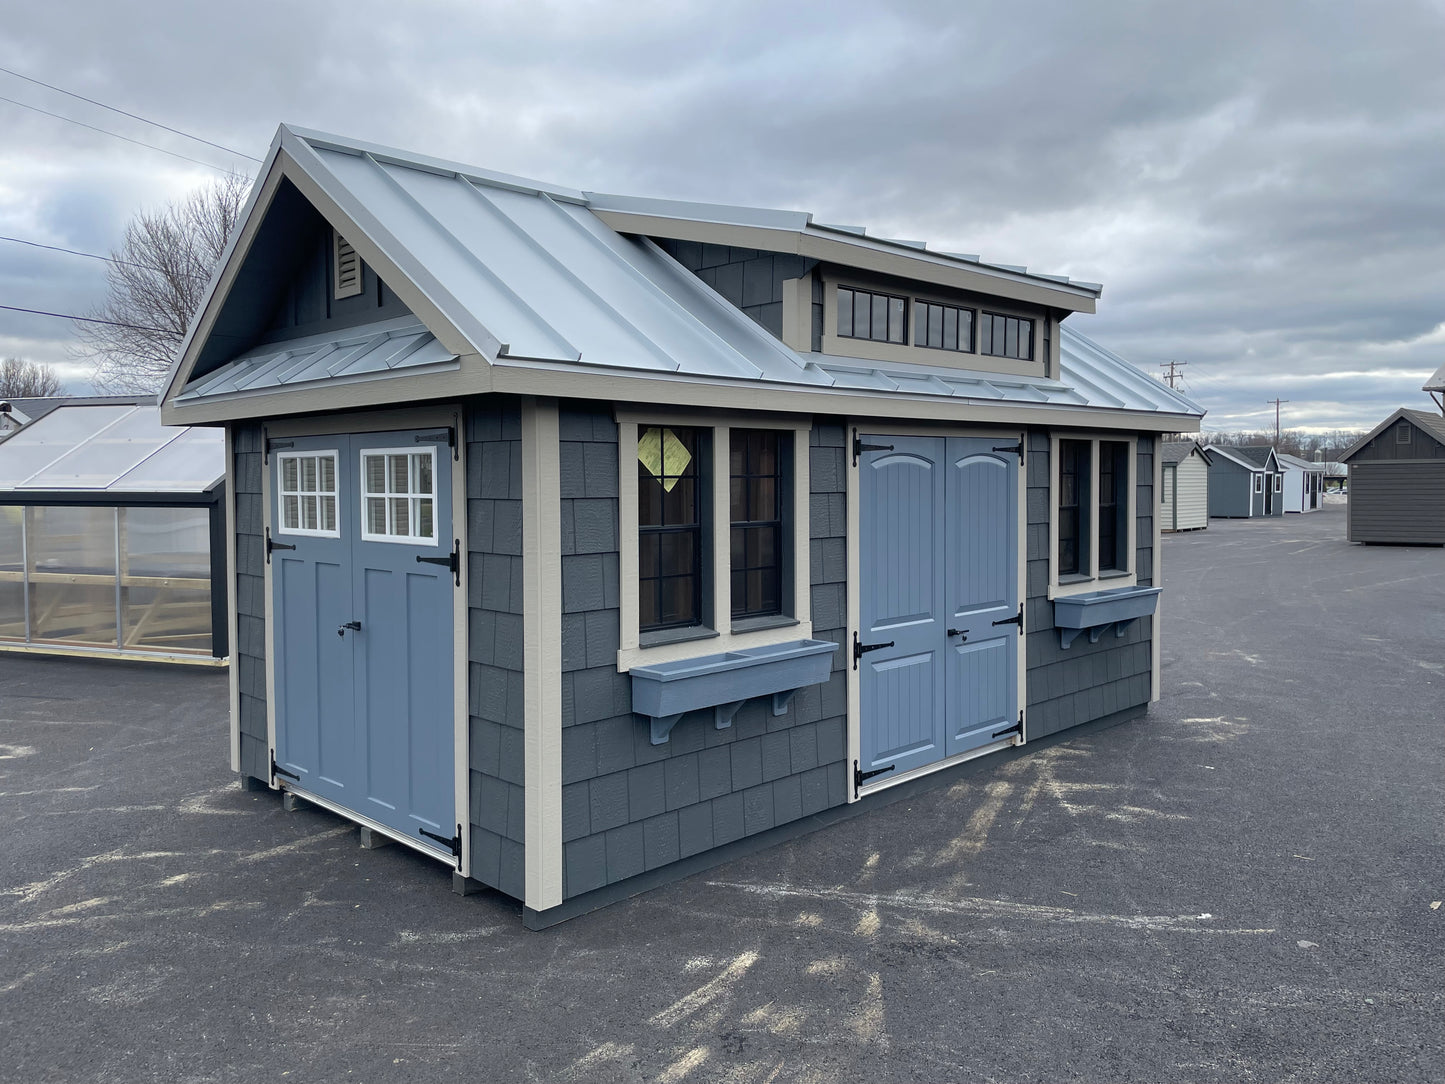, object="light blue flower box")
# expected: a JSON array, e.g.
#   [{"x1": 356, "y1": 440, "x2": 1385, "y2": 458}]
[
  {"x1": 1053, "y1": 585, "x2": 1161, "y2": 649},
  {"x1": 631, "y1": 638, "x2": 840, "y2": 745}
]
